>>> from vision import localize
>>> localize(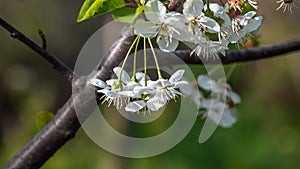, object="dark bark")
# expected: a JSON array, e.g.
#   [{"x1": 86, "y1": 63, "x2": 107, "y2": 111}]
[{"x1": 174, "y1": 38, "x2": 300, "y2": 65}]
